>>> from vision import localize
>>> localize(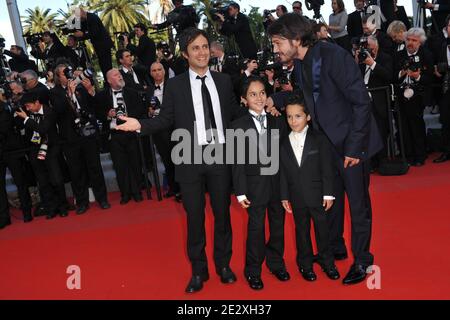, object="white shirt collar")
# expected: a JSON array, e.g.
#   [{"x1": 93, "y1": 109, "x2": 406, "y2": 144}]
[
  {"x1": 290, "y1": 125, "x2": 309, "y2": 138},
  {"x1": 121, "y1": 65, "x2": 133, "y2": 73},
  {"x1": 189, "y1": 68, "x2": 212, "y2": 82},
  {"x1": 248, "y1": 109, "x2": 266, "y2": 118},
  {"x1": 35, "y1": 105, "x2": 44, "y2": 115}
]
